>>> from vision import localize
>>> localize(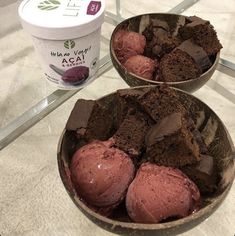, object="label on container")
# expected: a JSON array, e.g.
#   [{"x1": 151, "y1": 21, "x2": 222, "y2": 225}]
[
  {"x1": 32, "y1": 28, "x2": 101, "y2": 89},
  {"x1": 21, "y1": 0, "x2": 102, "y2": 23},
  {"x1": 19, "y1": 0, "x2": 105, "y2": 39}
]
